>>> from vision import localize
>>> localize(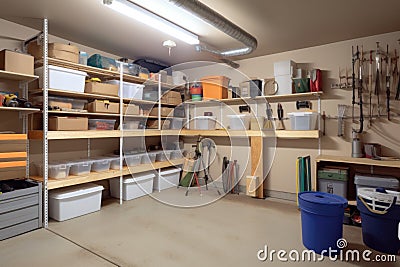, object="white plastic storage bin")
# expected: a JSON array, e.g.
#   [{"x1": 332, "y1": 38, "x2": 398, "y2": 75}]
[
  {"x1": 169, "y1": 118, "x2": 185, "y2": 129},
  {"x1": 105, "y1": 80, "x2": 144, "y2": 100},
  {"x1": 36, "y1": 162, "x2": 70, "y2": 179},
  {"x1": 227, "y1": 114, "x2": 251, "y2": 130},
  {"x1": 193, "y1": 116, "x2": 217, "y2": 130},
  {"x1": 69, "y1": 159, "x2": 92, "y2": 176},
  {"x1": 354, "y1": 174, "x2": 399, "y2": 194},
  {"x1": 287, "y1": 112, "x2": 318, "y2": 130},
  {"x1": 49, "y1": 183, "x2": 104, "y2": 221},
  {"x1": 35, "y1": 65, "x2": 87, "y2": 93},
  {"x1": 154, "y1": 167, "x2": 182, "y2": 192},
  {"x1": 156, "y1": 150, "x2": 171, "y2": 162},
  {"x1": 125, "y1": 154, "x2": 142, "y2": 167},
  {"x1": 90, "y1": 158, "x2": 111, "y2": 172},
  {"x1": 140, "y1": 152, "x2": 157, "y2": 164},
  {"x1": 274, "y1": 75, "x2": 293, "y2": 95},
  {"x1": 109, "y1": 172, "x2": 155, "y2": 201}
]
